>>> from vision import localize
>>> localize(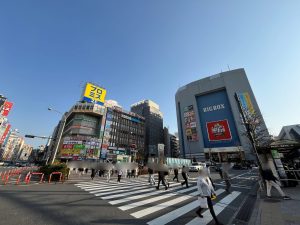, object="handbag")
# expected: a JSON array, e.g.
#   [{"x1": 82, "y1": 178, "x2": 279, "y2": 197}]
[
  {"x1": 211, "y1": 193, "x2": 217, "y2": 200},
  {"x1": 198, "y1": 197, "x2": 208, "y2": 208}
]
